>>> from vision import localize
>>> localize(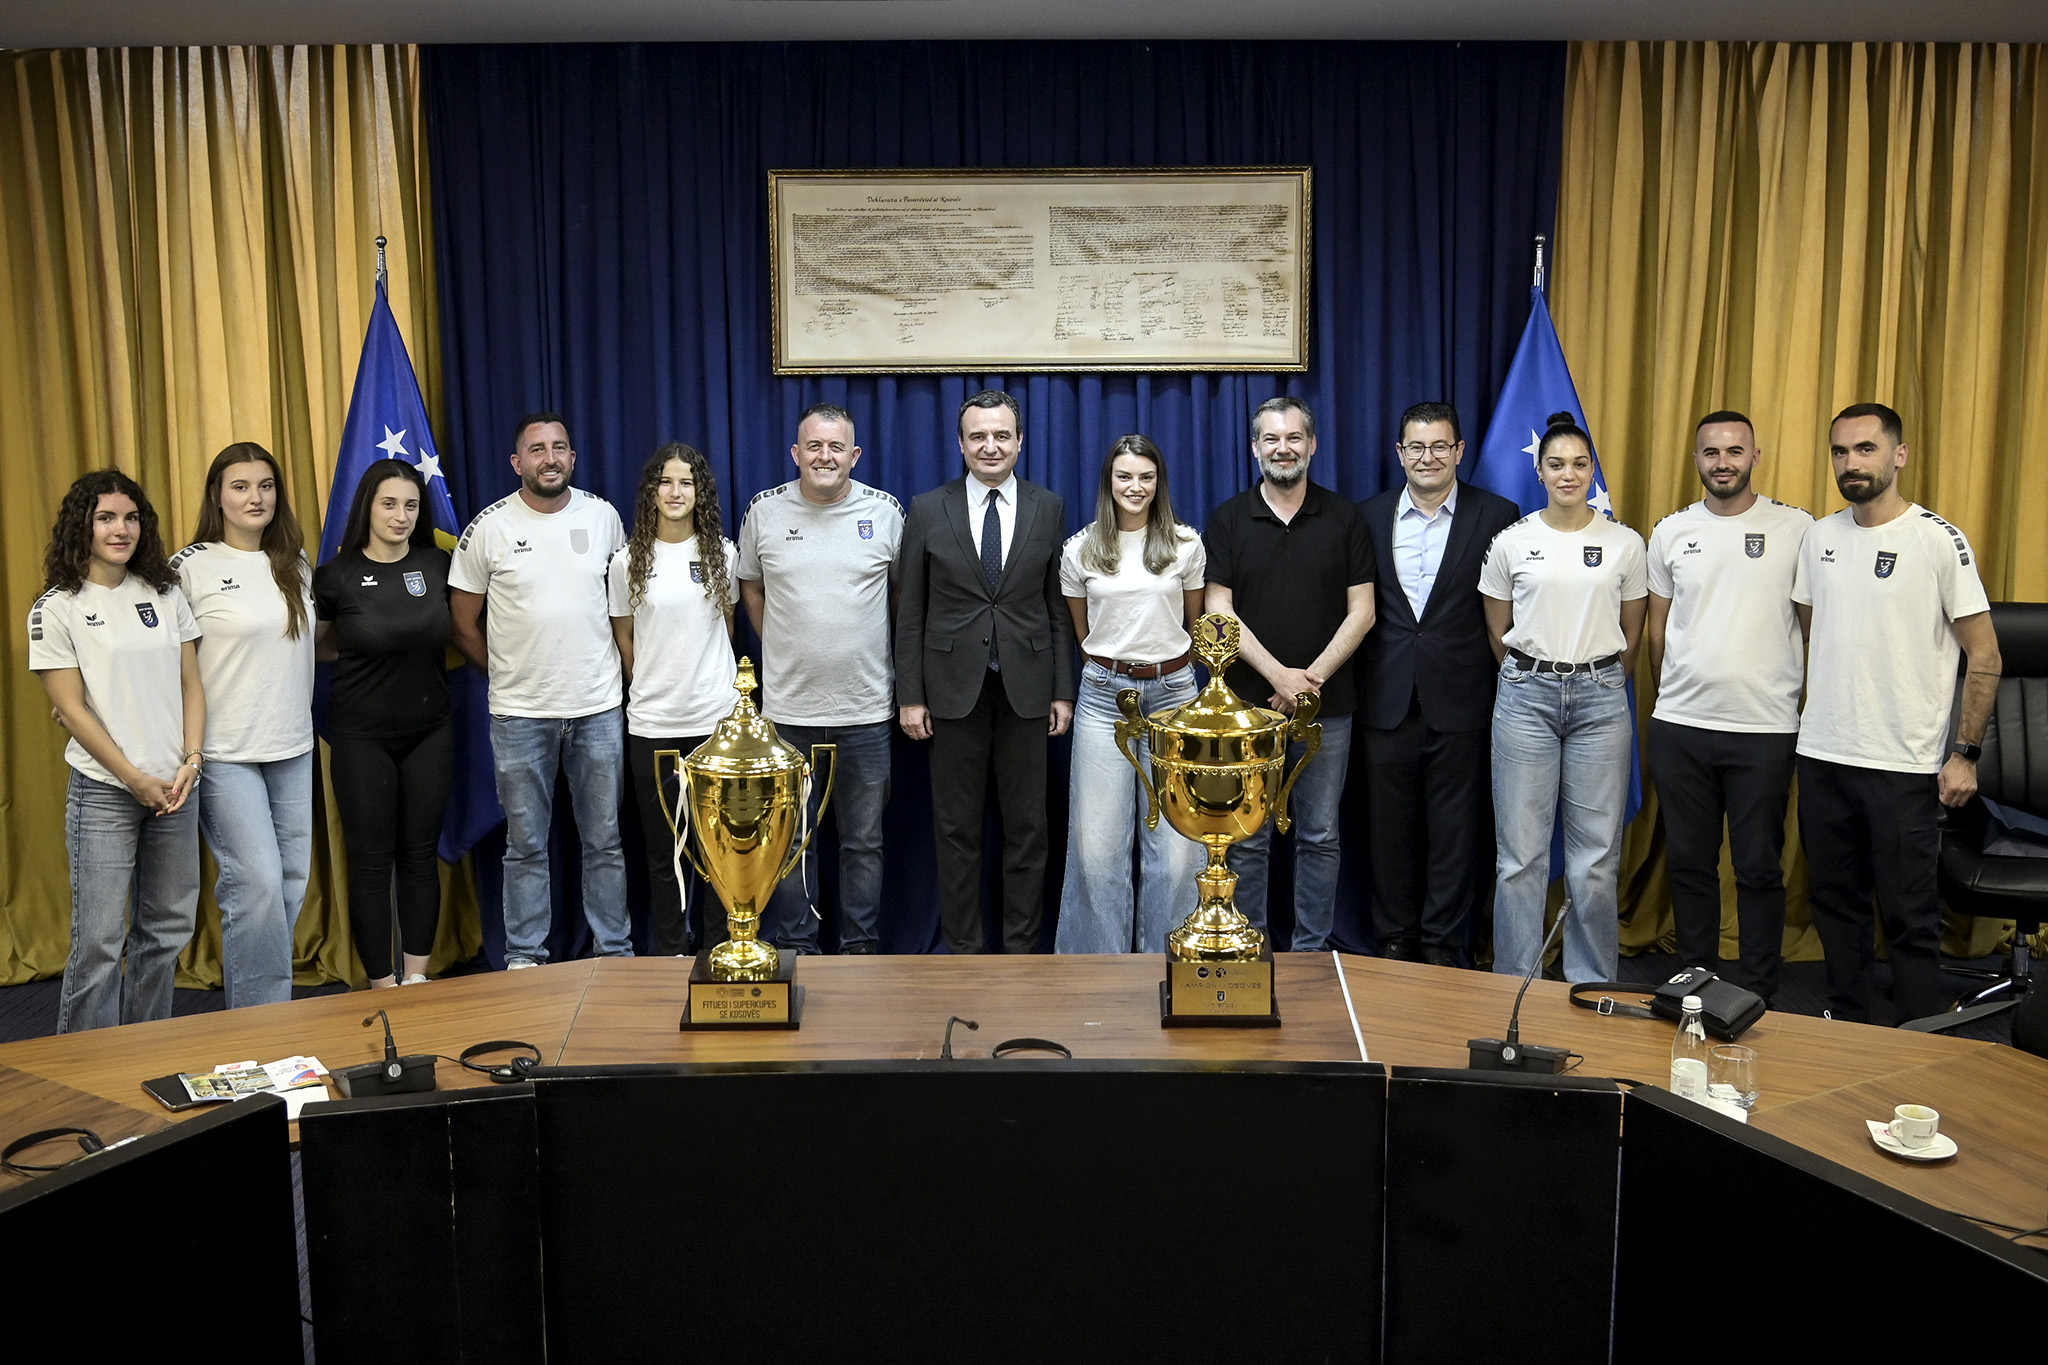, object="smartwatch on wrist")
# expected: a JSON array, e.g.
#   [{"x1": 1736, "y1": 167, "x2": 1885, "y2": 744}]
[{"x1": 1951, "y1": 741, "x2": 1983, "y2": 763}]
